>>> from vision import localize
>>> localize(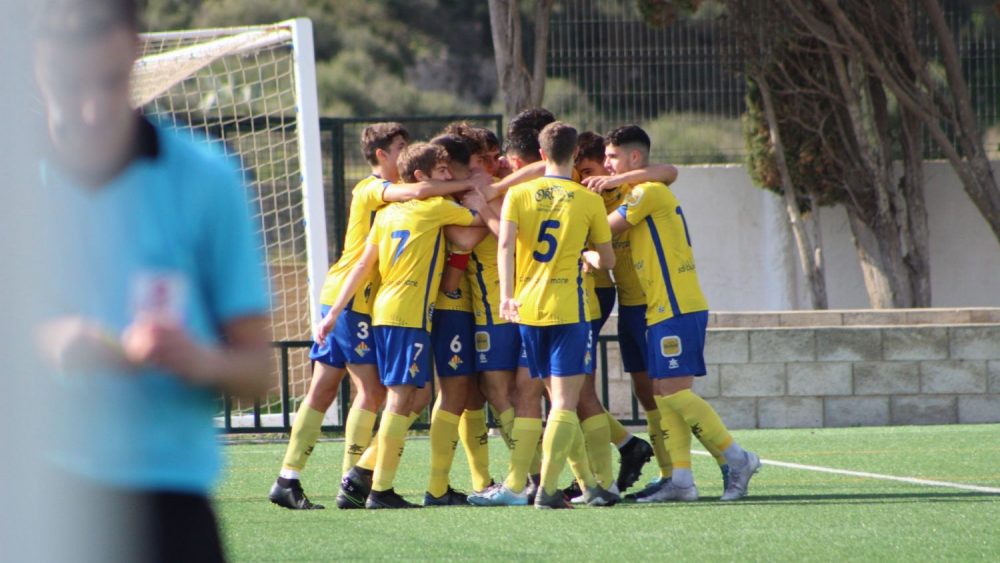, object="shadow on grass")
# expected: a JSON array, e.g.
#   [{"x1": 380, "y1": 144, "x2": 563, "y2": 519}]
[{"x1": 619, "y1": 490, "x2": 1000, "y2": 507}]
